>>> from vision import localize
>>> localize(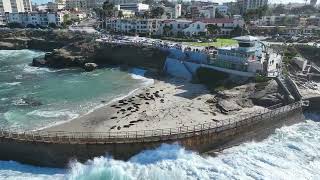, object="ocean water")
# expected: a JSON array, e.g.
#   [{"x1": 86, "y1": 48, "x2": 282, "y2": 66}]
[
  {"x1": 1, "y1": 50, "x2": 320, "y2": 179},
  {"x1": 0, "y1": 50, "x2": 151, "y2": 131},
  {"x1": 0, "y1": 116, "x2": 319, "y2": 180}
]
